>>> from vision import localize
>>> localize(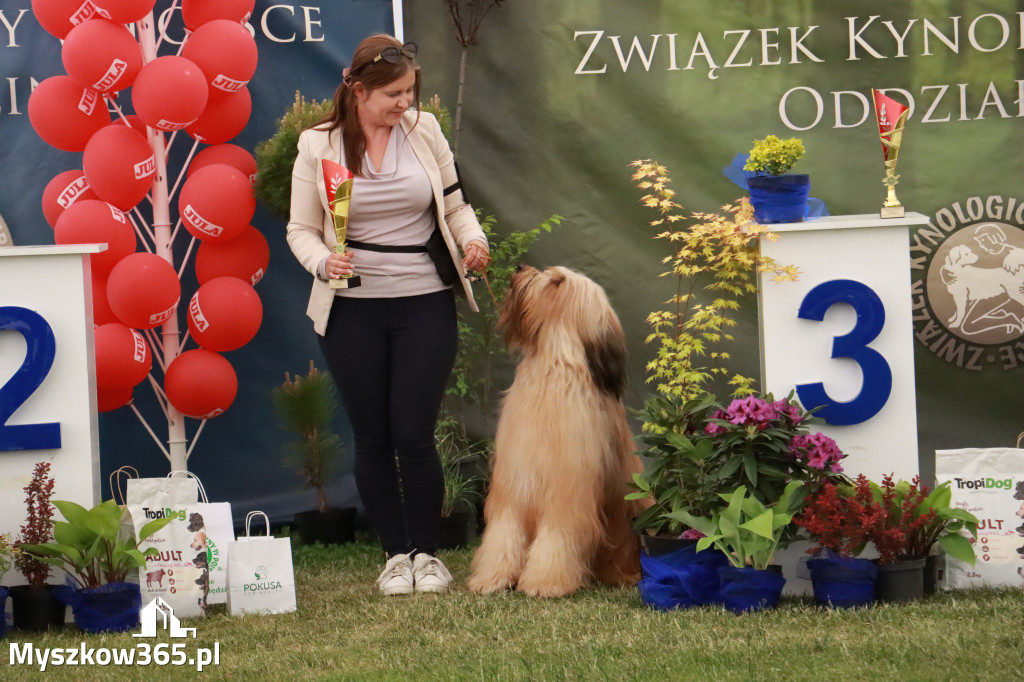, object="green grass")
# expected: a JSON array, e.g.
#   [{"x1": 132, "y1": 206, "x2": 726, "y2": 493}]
[{"x1": 4, "y1": 542, "x2": 1023, "y2": 681}]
